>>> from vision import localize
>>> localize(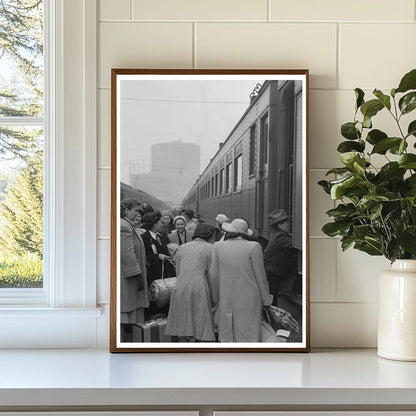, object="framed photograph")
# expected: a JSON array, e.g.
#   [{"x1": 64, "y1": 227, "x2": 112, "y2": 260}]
[{"x1": 110, "y1": 69, "x2": 309, "y2": 352}]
